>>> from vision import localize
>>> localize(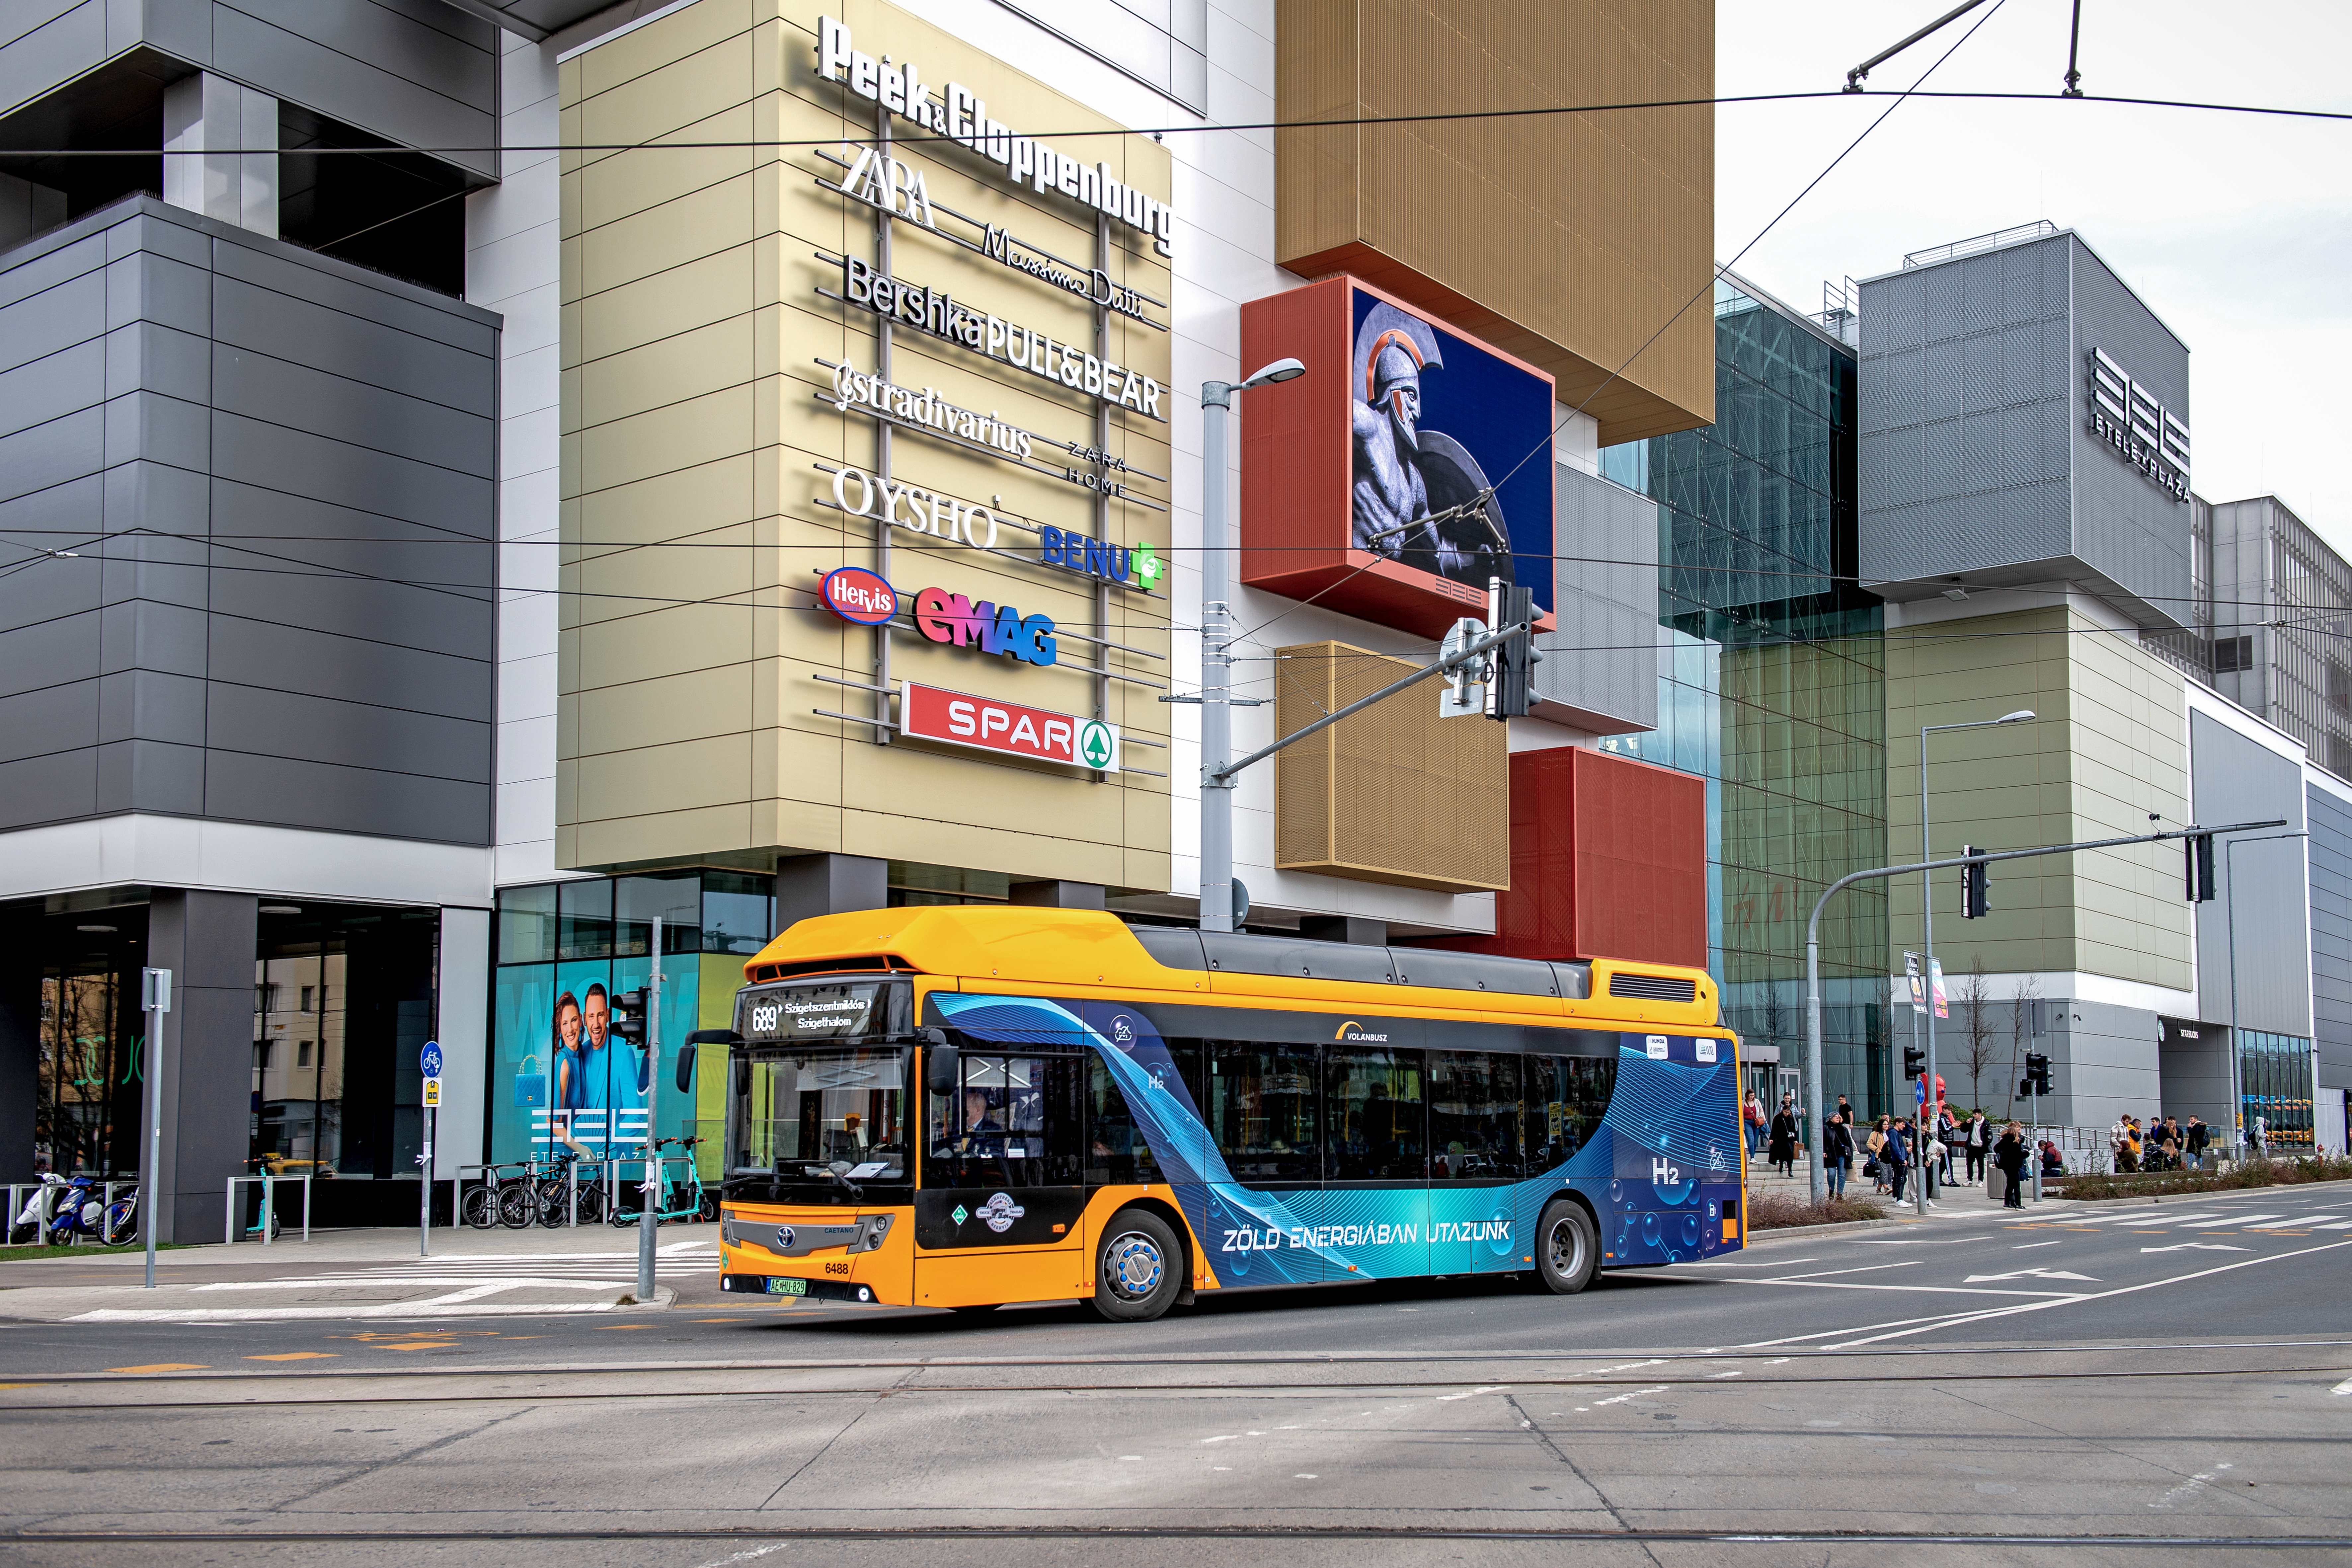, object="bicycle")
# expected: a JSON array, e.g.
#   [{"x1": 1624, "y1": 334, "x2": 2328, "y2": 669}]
[
  {"x1": 534, "y1": 1149, "x2": 607, "y2": 1226},
  {"x1": 100, "y1": 1187, "x2": 138, "y2": 1246}
]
